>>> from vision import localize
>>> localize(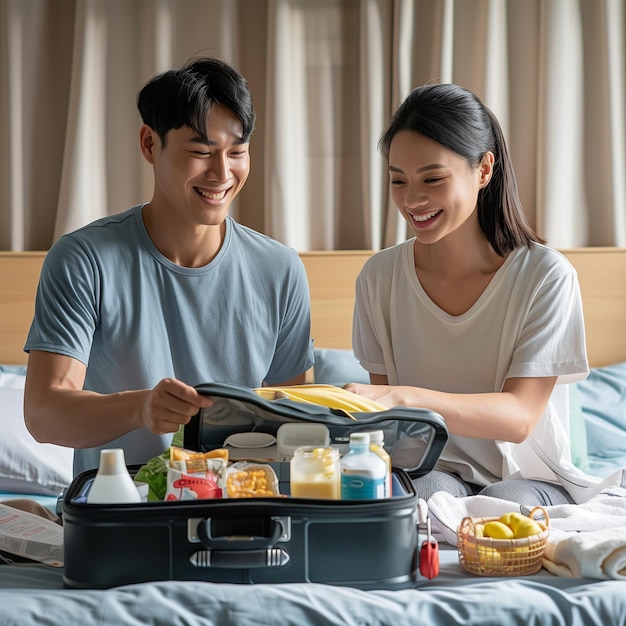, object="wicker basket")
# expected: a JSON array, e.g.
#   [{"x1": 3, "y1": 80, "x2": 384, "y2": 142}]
[{"x1": 457, "y1": 506, "x2": 550, "y2": 576}]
